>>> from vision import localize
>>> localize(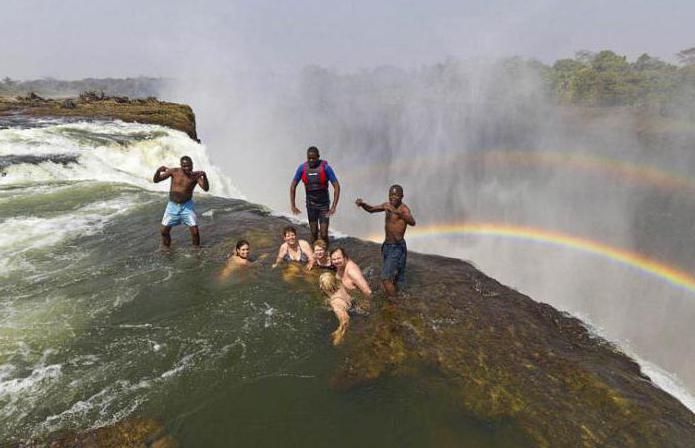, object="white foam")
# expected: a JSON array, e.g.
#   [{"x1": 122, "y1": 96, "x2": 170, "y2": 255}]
[
  {"x1": 573, "y1": 312, "x2": 695, "y2": 413},
  {"x1": 0, "y1": 195, "x2": 141, "y2": 276},
  {"x1": 0, "y1": 120, "x2": 243, "y2": 199},
  {"x1": 638, "y1": 360, "x2": 695, "y2": 412},
  {"x1": 0, "y1": 364, "x2": 62, "y2": 417}
]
